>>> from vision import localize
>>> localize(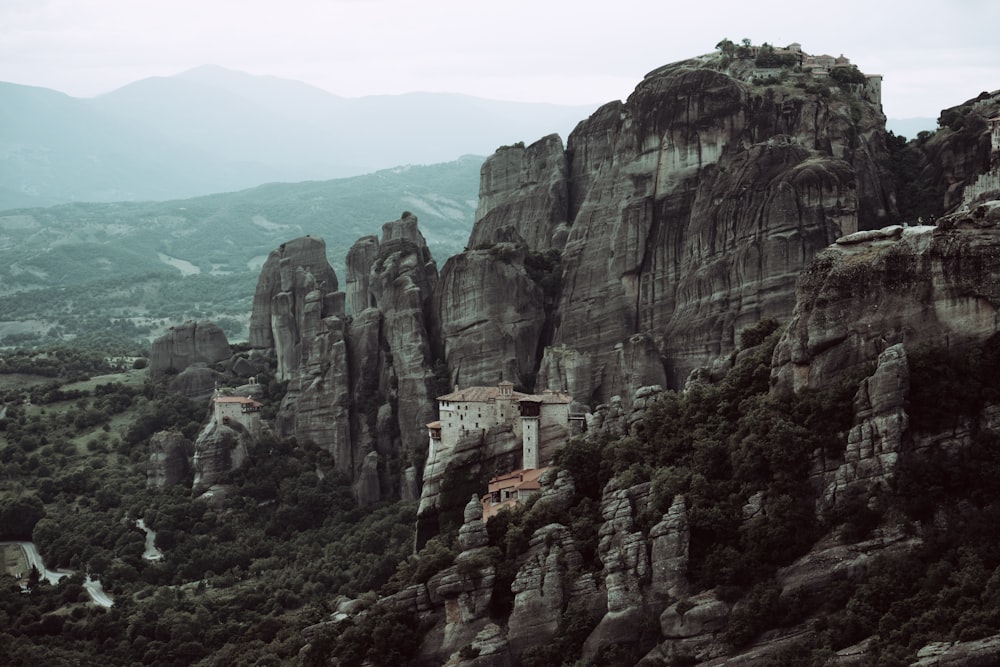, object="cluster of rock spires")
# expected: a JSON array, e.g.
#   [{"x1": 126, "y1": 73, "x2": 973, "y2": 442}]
[
  {"x1": 136, "y1": 47, "x2": 1000, "y2": 665},
  {"x1": 145, "y1": 50, "x2": 1000, "y2": 513},
  {"x1": 317, "y1": 200, "x2": 1000, "y2": 664}
]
